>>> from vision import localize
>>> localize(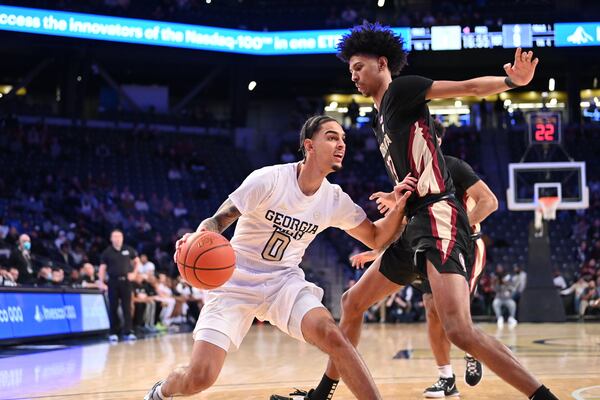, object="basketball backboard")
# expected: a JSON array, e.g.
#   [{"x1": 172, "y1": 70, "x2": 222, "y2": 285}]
[{"x1": 507, "y1": 161, "x2": 589, "y2": 211}]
